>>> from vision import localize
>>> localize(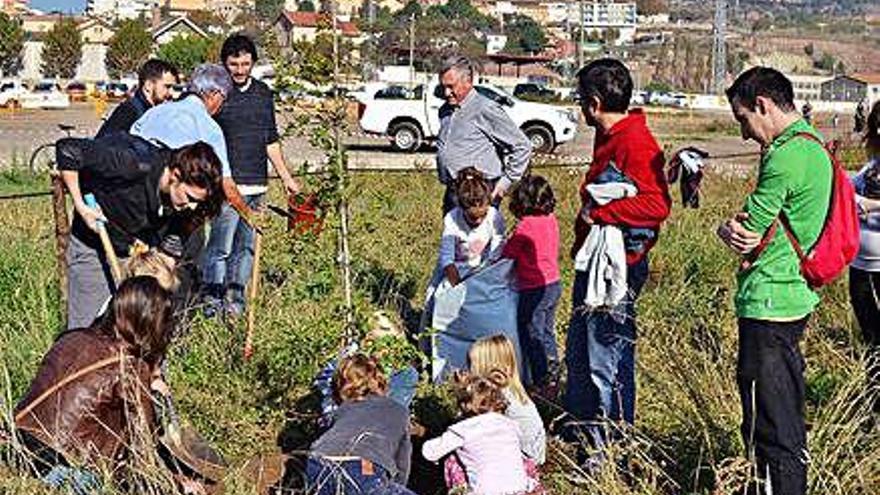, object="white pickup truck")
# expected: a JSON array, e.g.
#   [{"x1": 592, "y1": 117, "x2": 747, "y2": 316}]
[{"x1": 354, "y1": 82, "x2": 578, "y2": 153}]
